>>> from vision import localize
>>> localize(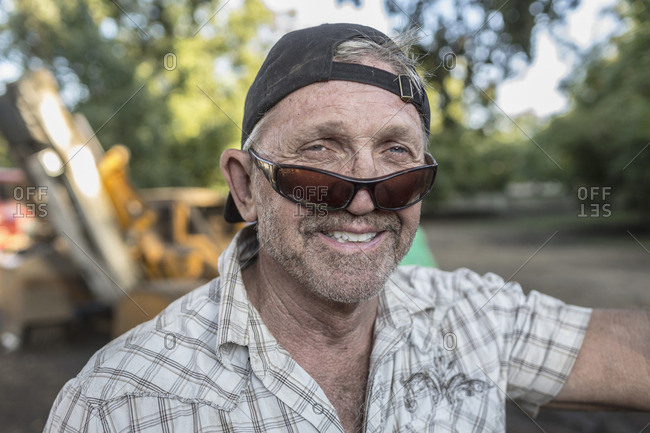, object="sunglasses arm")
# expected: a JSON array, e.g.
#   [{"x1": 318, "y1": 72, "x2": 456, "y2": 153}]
[{"x1": 252, "y1": 157, "x2": 279, "y2": 189}]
